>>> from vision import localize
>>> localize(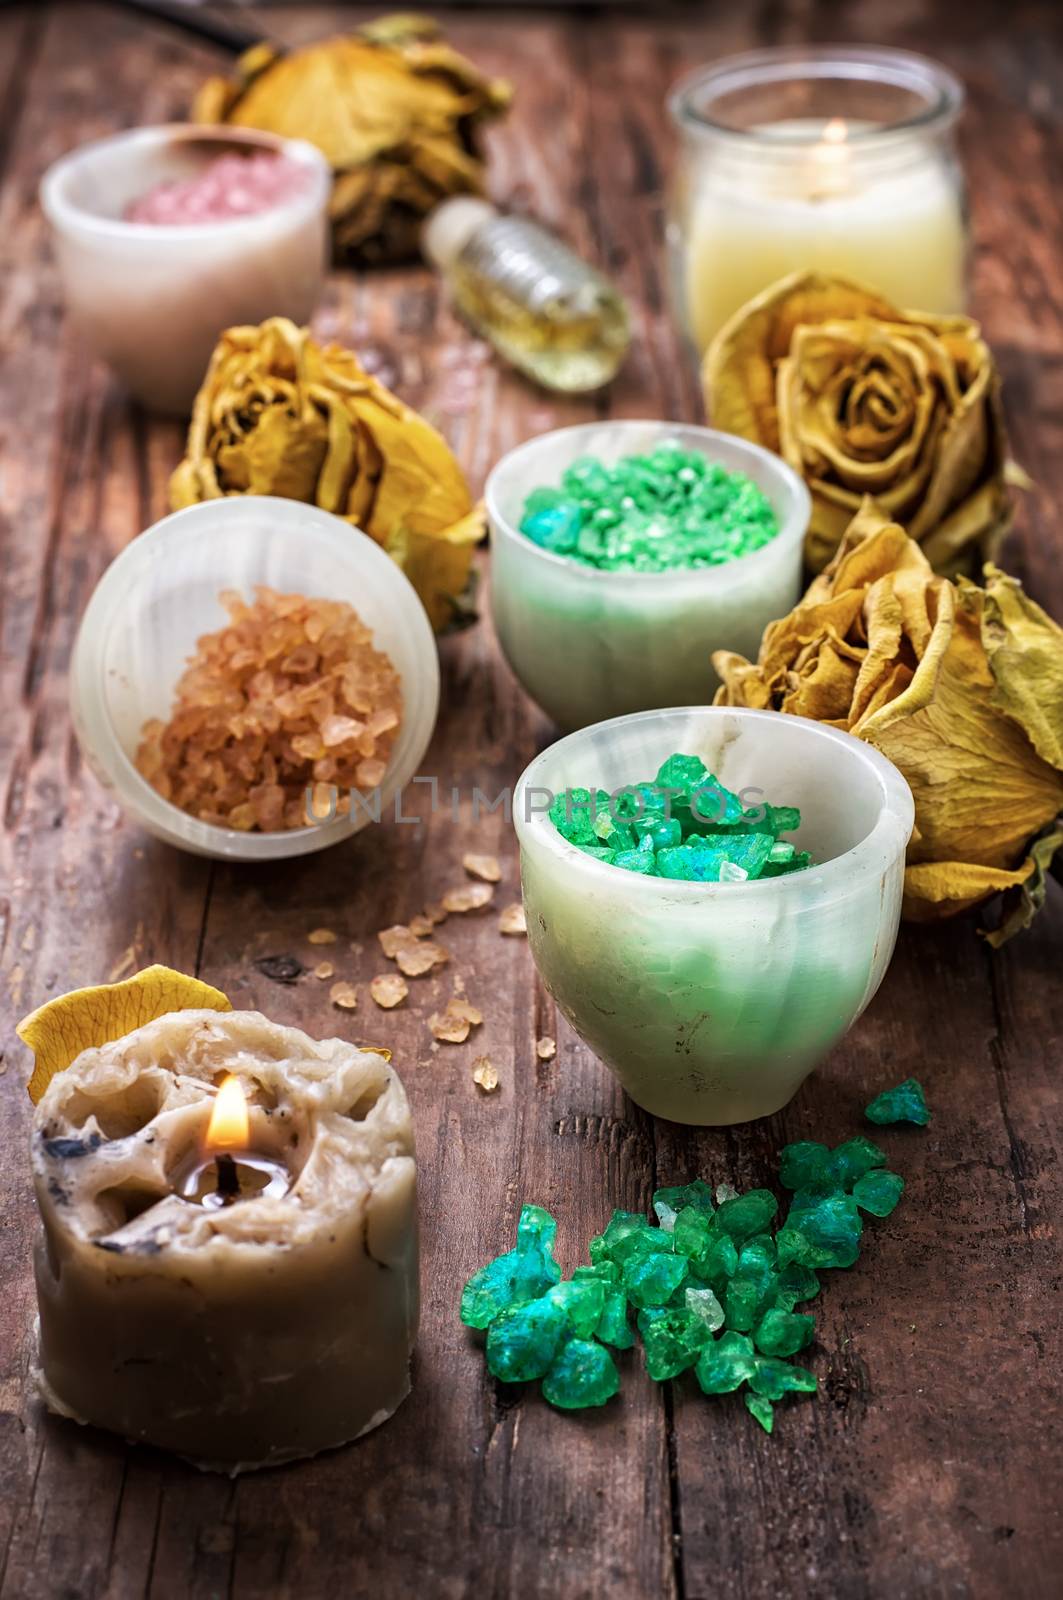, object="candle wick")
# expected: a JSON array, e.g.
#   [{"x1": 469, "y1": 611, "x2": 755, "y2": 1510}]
[{"x1": 215, "y1": 1152, "x2": 240, "y2": 1204}]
